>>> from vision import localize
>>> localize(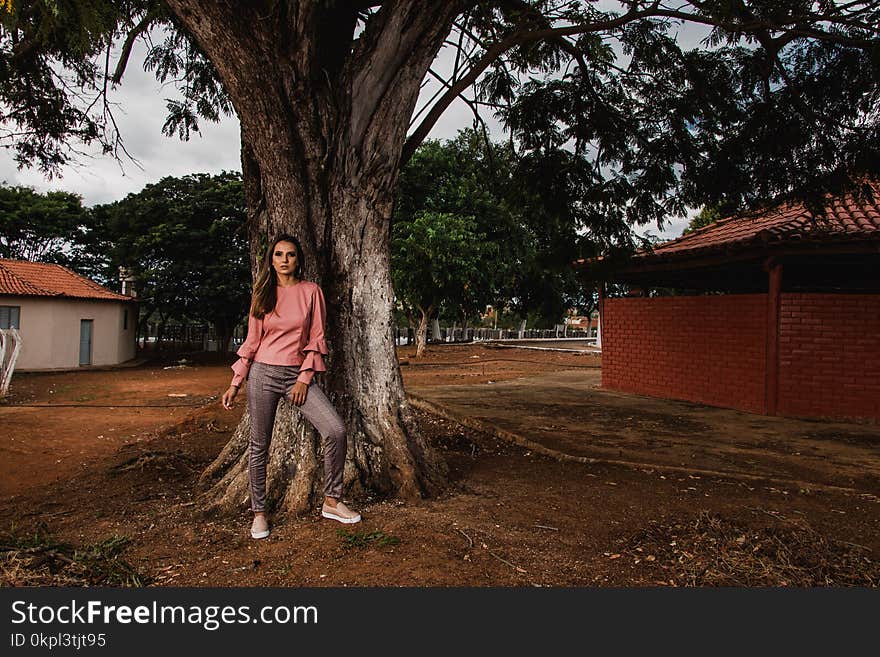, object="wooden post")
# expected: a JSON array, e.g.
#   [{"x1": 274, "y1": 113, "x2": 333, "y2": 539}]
[
  {"x1": 764, "y1": 258, "x2": 783, "y2": 415},
  {"x1": 596, "y1": 281, "x2": 605, "y2": 349}
]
